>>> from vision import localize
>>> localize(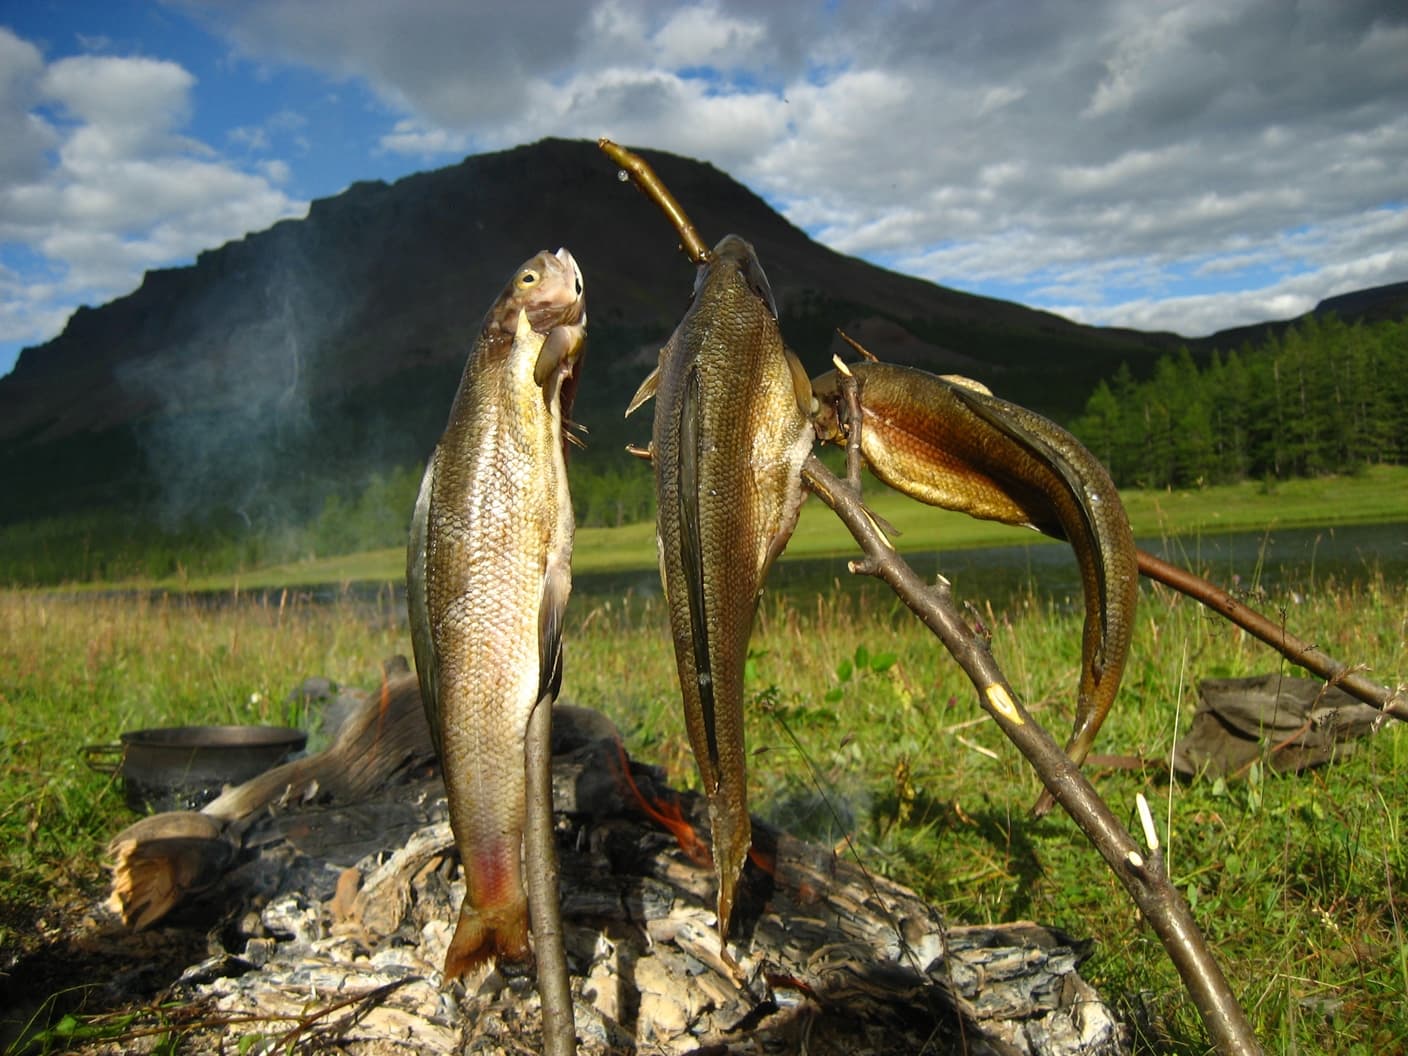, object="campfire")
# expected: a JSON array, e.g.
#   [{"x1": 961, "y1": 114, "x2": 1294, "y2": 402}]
[{"x1": 95, "y1": 671, "x2": 1129, "y2": 1055}]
